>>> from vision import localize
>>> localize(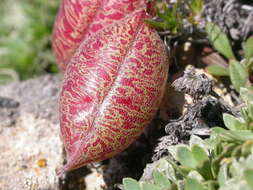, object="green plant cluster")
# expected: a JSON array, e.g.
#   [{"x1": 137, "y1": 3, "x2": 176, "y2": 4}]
[
  {"x1": 0, "y1": 0, "x2": 59, "y2": 84},
  {"x1": 123, "y1": 88, "x2": 253, "y2": 190},
  {"x1": 147, "y1": 0, "x2": 253, "y2": 94},
  {"x1": 146, "y1": 0, "x2": 202, "y2": 34},
  {"x1": 122, "y1": 1, "x2": 253, "y2": 189},
  {"x1": 206, "y1": 23, "x2": 253, "y2": 93}
]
